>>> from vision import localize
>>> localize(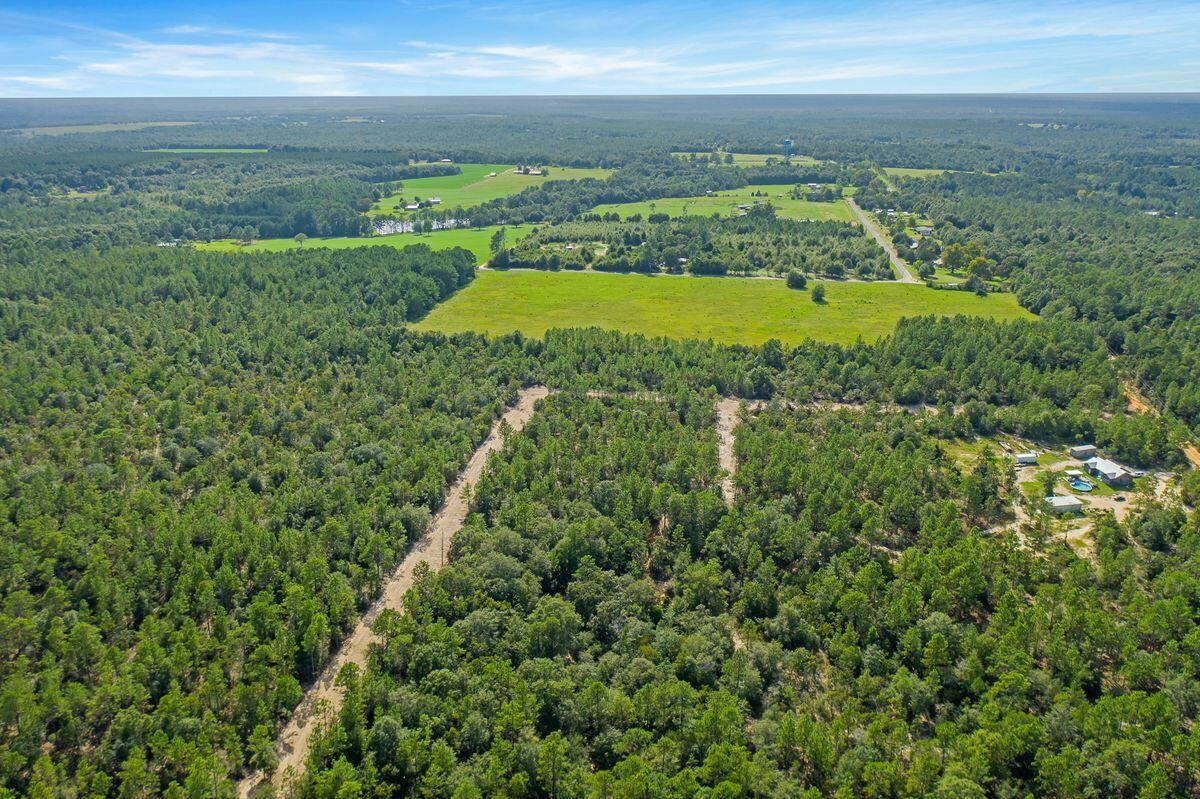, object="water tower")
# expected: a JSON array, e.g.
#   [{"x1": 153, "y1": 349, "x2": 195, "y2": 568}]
[{"x1": 782, "y1": 139, "x2": 793, "y2": 158}]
